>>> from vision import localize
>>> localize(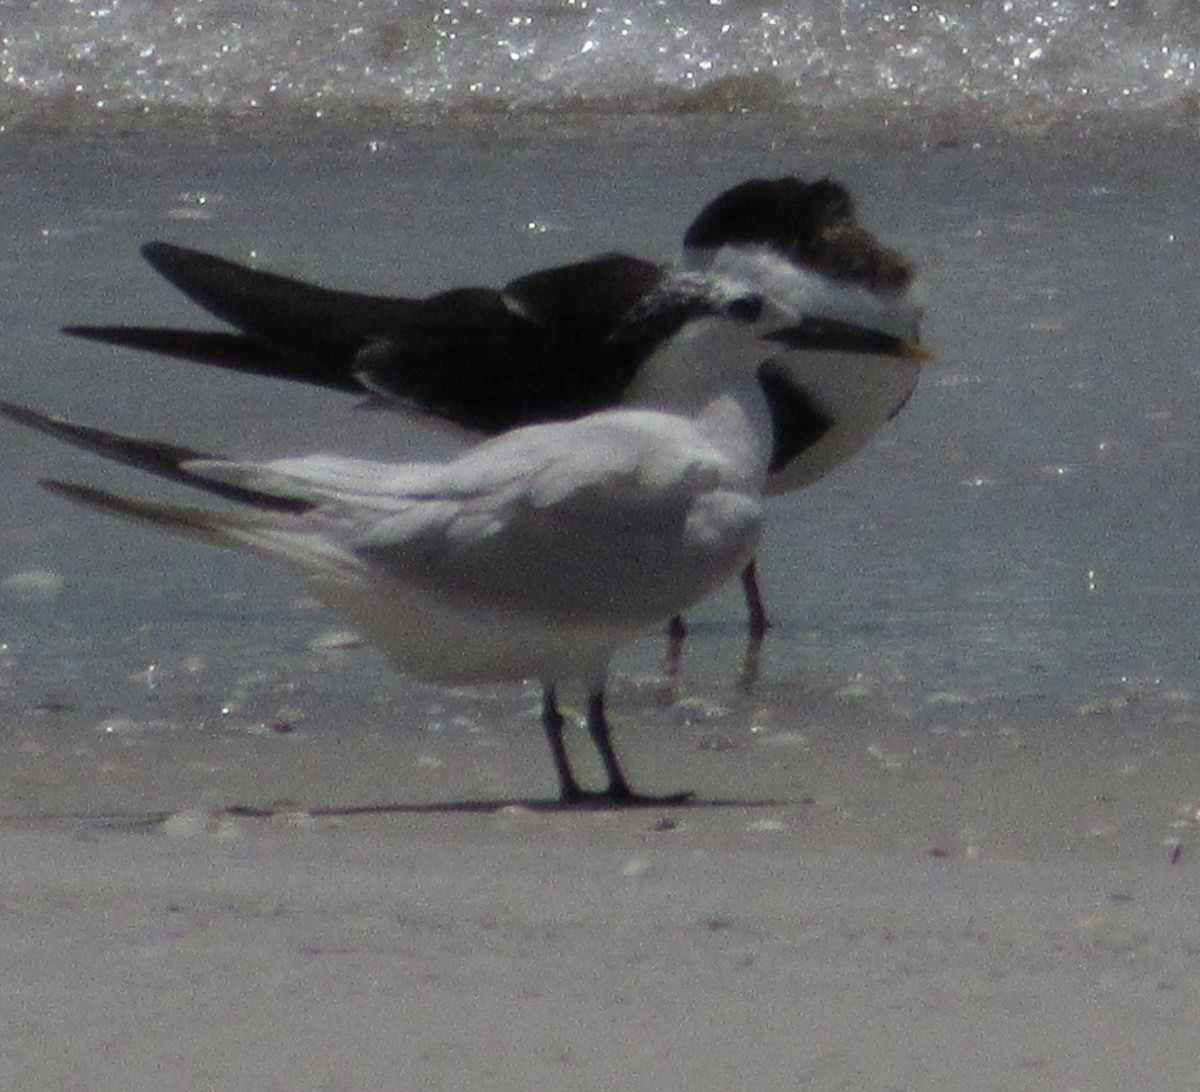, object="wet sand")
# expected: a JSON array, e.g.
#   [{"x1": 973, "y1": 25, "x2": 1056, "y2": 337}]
[{"x1": 3, "y1": 653, "x2": 1198, "y2": 1090}]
